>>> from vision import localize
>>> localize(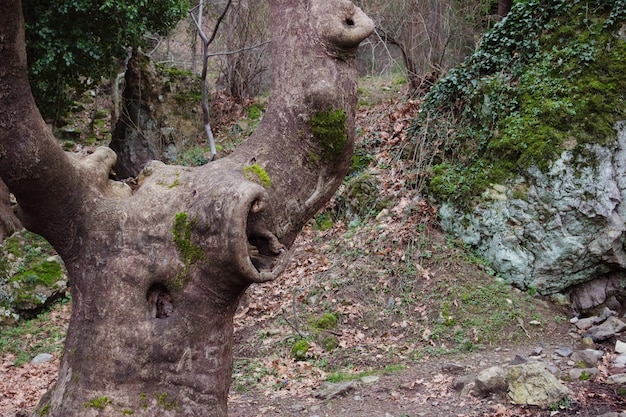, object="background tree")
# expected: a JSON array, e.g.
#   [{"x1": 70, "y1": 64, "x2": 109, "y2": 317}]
[
  {"x1": 0, "y1": 0, "x2": 373, "y2": 415},
  {"x1": 22, "y1": 0, "x2": 188, "y2": 122},
  {"x1": 356, "y1": 0, "x2": 499, "y2": 95},
  {"x1": 218, "y1": 0, "x2": 271, "y2": 100}
]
